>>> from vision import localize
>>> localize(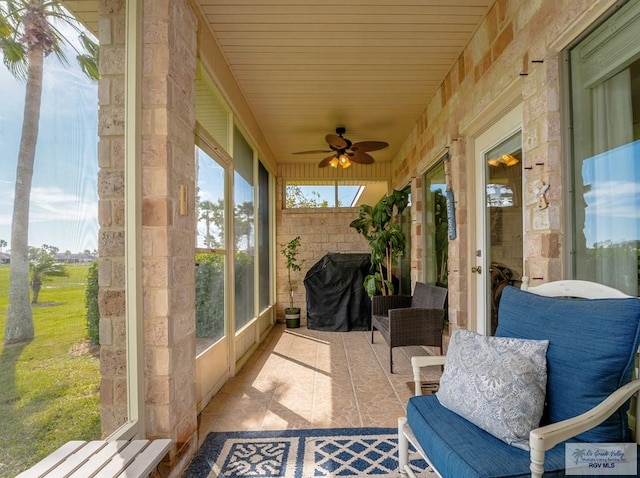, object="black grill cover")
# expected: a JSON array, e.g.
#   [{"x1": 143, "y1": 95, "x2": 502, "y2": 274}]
[{"x1": 304, "y1": 253, "x2": 372, "y2": 331}]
